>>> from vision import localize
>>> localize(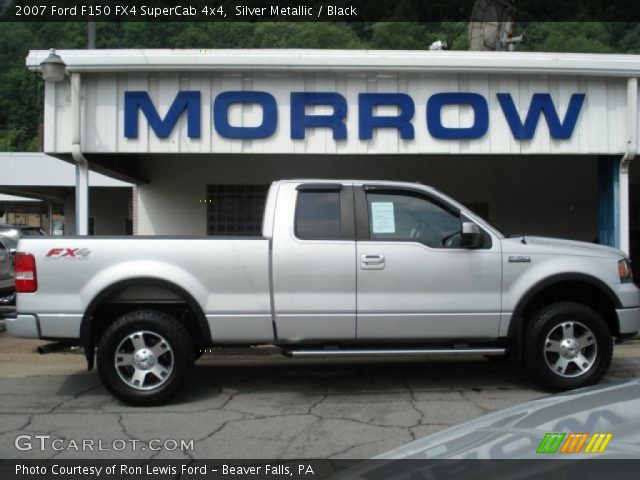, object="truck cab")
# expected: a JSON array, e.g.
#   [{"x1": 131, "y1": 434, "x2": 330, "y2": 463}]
[{"x1": 269, "y1": 181, "x2": 502, "y2": 343}]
